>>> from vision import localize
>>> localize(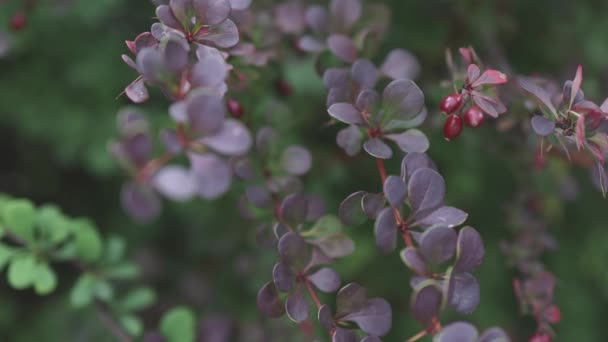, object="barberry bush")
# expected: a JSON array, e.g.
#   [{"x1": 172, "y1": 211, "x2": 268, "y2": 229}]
[{"x1": 1, "y1": 0, "x2": 608, "y2": 341}]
